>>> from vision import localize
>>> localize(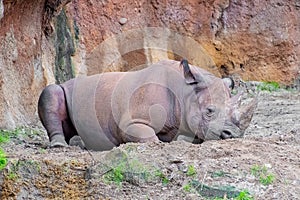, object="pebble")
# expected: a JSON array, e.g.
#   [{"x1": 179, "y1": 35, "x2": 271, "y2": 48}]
[
  {"x1": 264, "y1": 163, "x2": 272, "y2": 169},
  {"x1": 119, "y1": 17, "x2": 127, "y2": 25}
]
